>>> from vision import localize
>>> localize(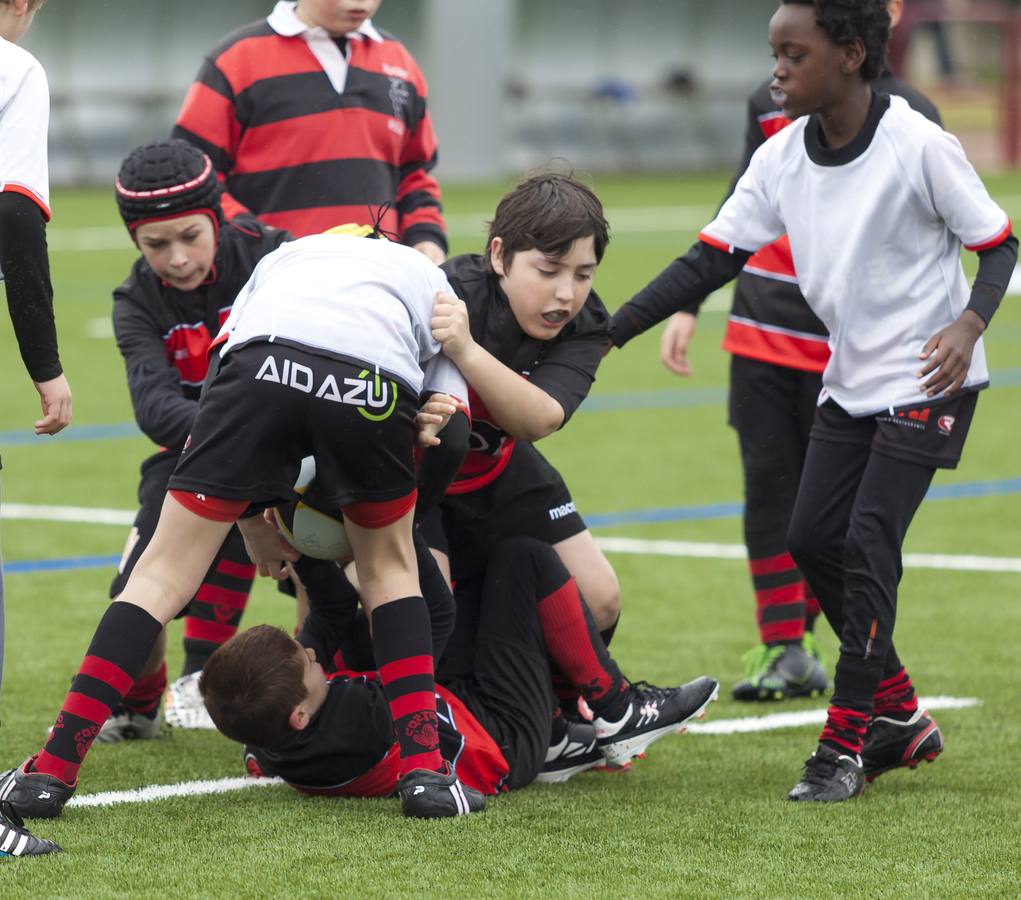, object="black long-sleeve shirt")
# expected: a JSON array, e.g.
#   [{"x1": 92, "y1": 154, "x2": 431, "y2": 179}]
[
  {"x1": 112, "y1": 216, "x2": 287, "y2": 450},
  {"x1": 0, "y1": 192, "x2": 61, "y2": 382}
]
